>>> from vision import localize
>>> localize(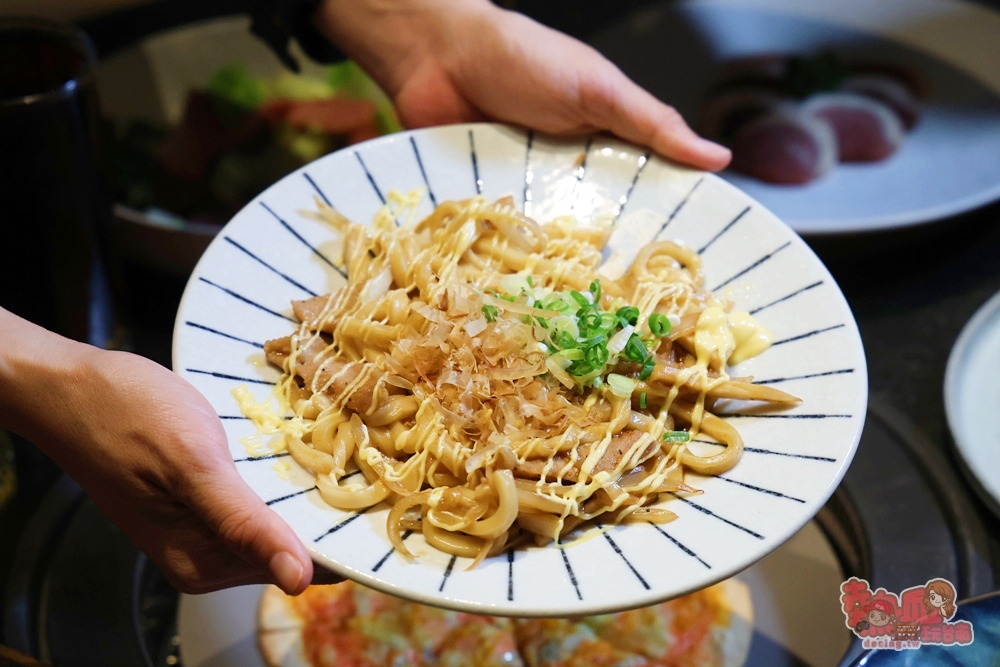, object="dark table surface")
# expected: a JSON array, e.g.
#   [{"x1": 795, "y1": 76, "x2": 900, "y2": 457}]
[{"x1": 809, "y1": 204, "x2": 1000, "y2": 576}]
